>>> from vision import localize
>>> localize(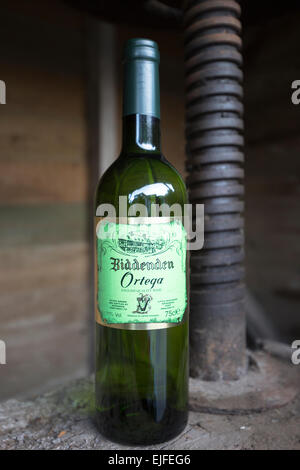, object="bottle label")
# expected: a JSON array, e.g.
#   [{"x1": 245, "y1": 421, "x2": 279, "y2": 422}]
[{"x1": 95, "y1": 217, "x2": 187, "y2": 330}]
